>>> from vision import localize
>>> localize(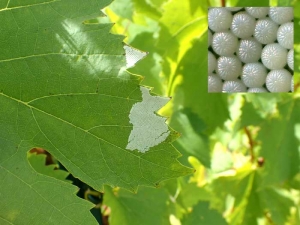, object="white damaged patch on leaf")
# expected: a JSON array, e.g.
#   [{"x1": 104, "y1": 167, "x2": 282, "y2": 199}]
[
  {"x1": 124, "y1": 45, "x2": 148, "y2": 69},
  {"x1": 126, "y1": 86, "x2": 170, "y2": 153}
]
